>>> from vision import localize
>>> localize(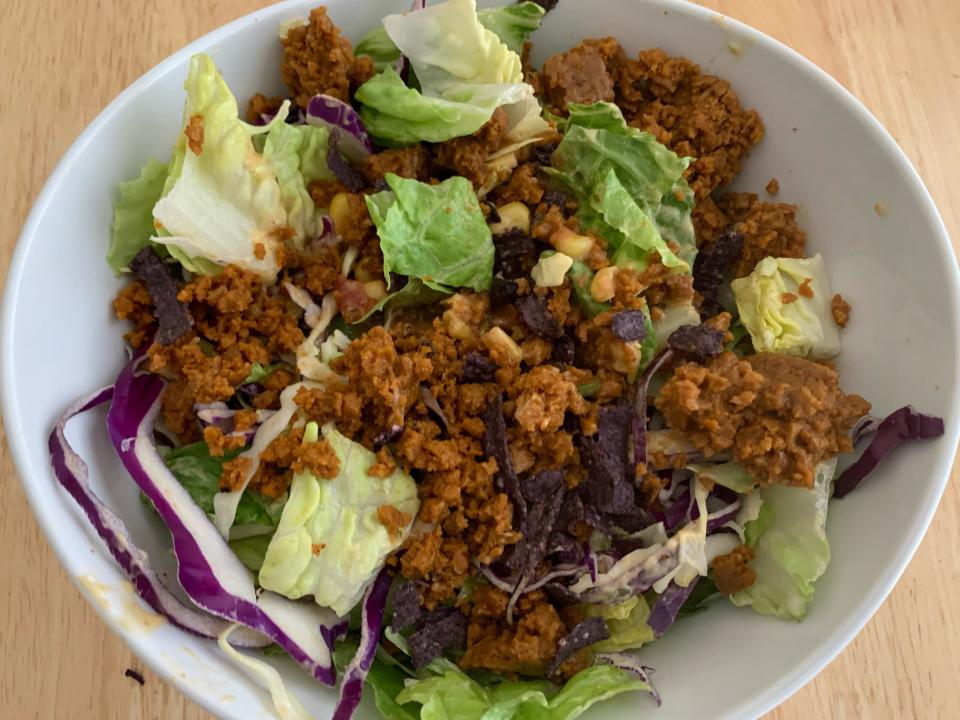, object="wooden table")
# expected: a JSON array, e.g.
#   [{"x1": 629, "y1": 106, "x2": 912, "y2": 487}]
[{"x1": 1, "y1": 1, "x2": 958, "y2": 718}]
